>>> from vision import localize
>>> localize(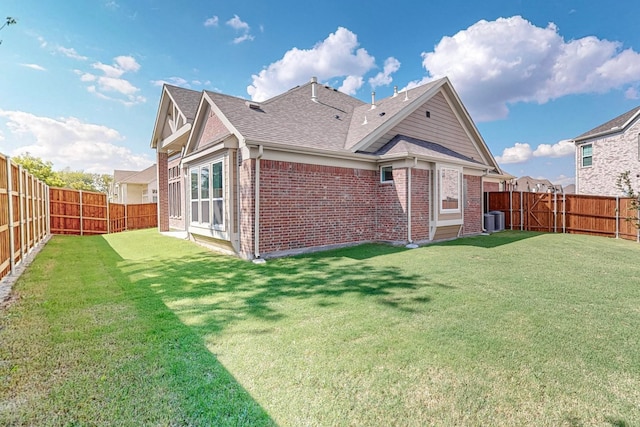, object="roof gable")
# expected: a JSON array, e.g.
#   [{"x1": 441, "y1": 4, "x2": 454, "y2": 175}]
[
  {"x1": 575, "y1": 105, "x2": 640, "y2": 141},
  {"x1": 150, "y1": 84, "x2": 201, "y2": 150},
  {"x1": 348, "y1": 78, "x2": 501, "y2": 171}
]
